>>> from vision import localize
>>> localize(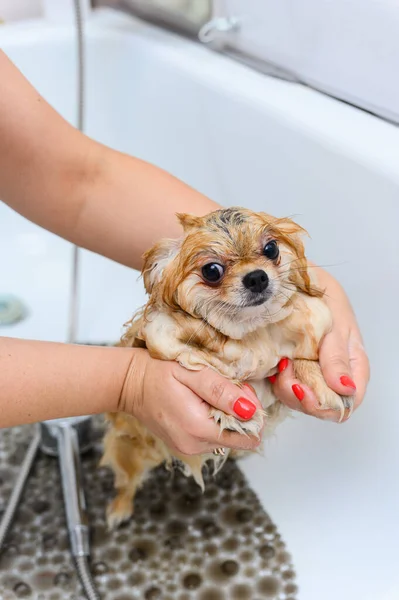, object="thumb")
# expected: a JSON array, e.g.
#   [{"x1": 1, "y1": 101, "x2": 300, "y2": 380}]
[
  {"x1": 173, "y1": 365, "x2": 261, "y2": 421},
  {"x1": 319, "y1": 331, "x2": 357, "y2": 396}
]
